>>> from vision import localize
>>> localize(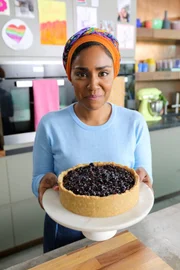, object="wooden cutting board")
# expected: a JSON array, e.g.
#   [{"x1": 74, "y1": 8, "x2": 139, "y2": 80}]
[{"x1": 31, "y1": 231, "x2": 172, "y2": 270}]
